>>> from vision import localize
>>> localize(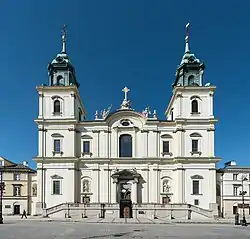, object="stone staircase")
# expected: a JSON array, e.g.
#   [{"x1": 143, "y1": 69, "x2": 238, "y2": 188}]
[{"x1": 43, "y1": 203, "x2": 215, "y2": 220}]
